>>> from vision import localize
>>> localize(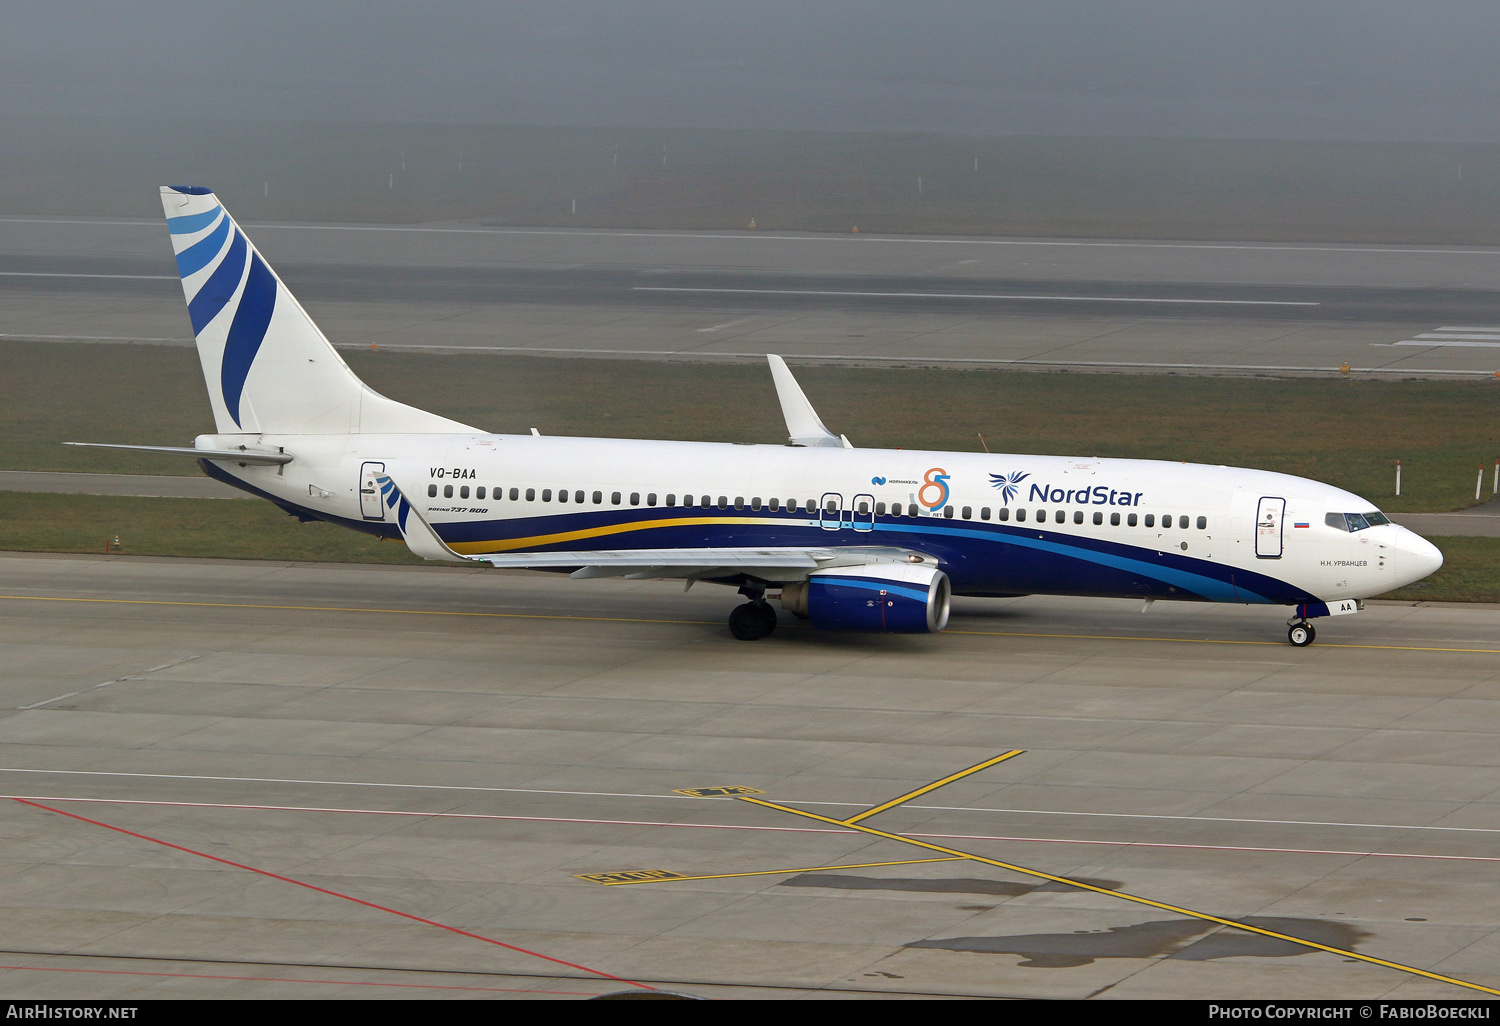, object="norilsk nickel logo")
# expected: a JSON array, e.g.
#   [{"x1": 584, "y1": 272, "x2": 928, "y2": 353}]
[{"x1": 988, "y1": 471, "x2": 1029, "y2": 504}]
